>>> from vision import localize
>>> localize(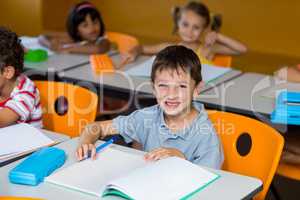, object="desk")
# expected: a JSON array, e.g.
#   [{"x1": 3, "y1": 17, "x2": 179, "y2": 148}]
[
  {"x1": 58, "y1": 55, "x2": 242, "y2": 99},
  {"x1": 196, "y1": 72, "x2": 300, "y2": 117},
  {"x1": 0, "y1": 130, "x2": 70, "y2": 167},
  {"x1": 0, "y1": 137, "x2": 262, "y2": 200},
  {"x1": 24, "y1": 53, "x2": 89, "y2": 76},
  {"x1": 196, "y1": 72, "x2": 274, "y2": 116}
]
